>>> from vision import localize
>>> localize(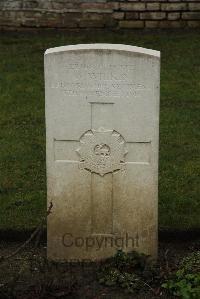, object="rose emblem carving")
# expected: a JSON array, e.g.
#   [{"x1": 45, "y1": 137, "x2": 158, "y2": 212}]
[{"x1": 76, "y1": 128, "x2": 128, "y2": 176}]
